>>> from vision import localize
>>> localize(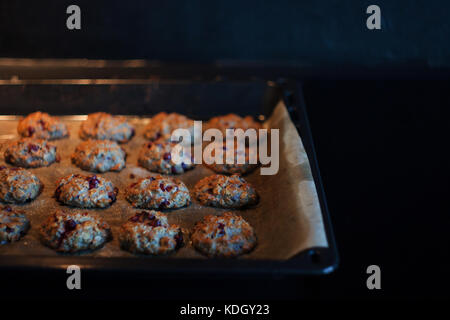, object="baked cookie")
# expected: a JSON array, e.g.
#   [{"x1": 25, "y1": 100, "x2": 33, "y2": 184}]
[
  {"x1": 71, "y1": 140, "x2": 126, "y2": 173},
  {"x1": 40, "y1": 210, "x2": 111, "y2": 253},
  {"x1": 0, "y1": 167, "x2": 42, "y2": 203},
  {"x1": 0, "y1": 205, "x2": 30, "y2": 244},
  {"x1": 138, "y1": 141, "x2": 194, "y2": 175},
  {"x1": 191, "y1": 212, "x2": 256, "y2": 257},
  {"x1": 203, "y1": 141, "x2": 258, "y2": 175},
  {"x1": 126, "y1": 175, "x2": 190, "y2": 210},
  {"x1": 79, "y1": 112, "x2": 135, "y2": 143},
  {"x1": 4, "y1": 138, "x2": 59, "y2": 168},
  {"x1": 143, "y1": 112, "x2": 195, "y2": 142},
  {"x1": 193, "y1": 174, "x2": 259, "y2": 208},
  {"x1": 55, "y1": 174, "x2": 118, "y2": 208},
  {"x1": 17, "y1": 111, "x2": 69, "y2": 140},
  {"x1": 205, "y1": 113, "x2": 261, "y2": 136},
  {"x1": 119, "y1": 210, "x2": 183, "y2": 255}
]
